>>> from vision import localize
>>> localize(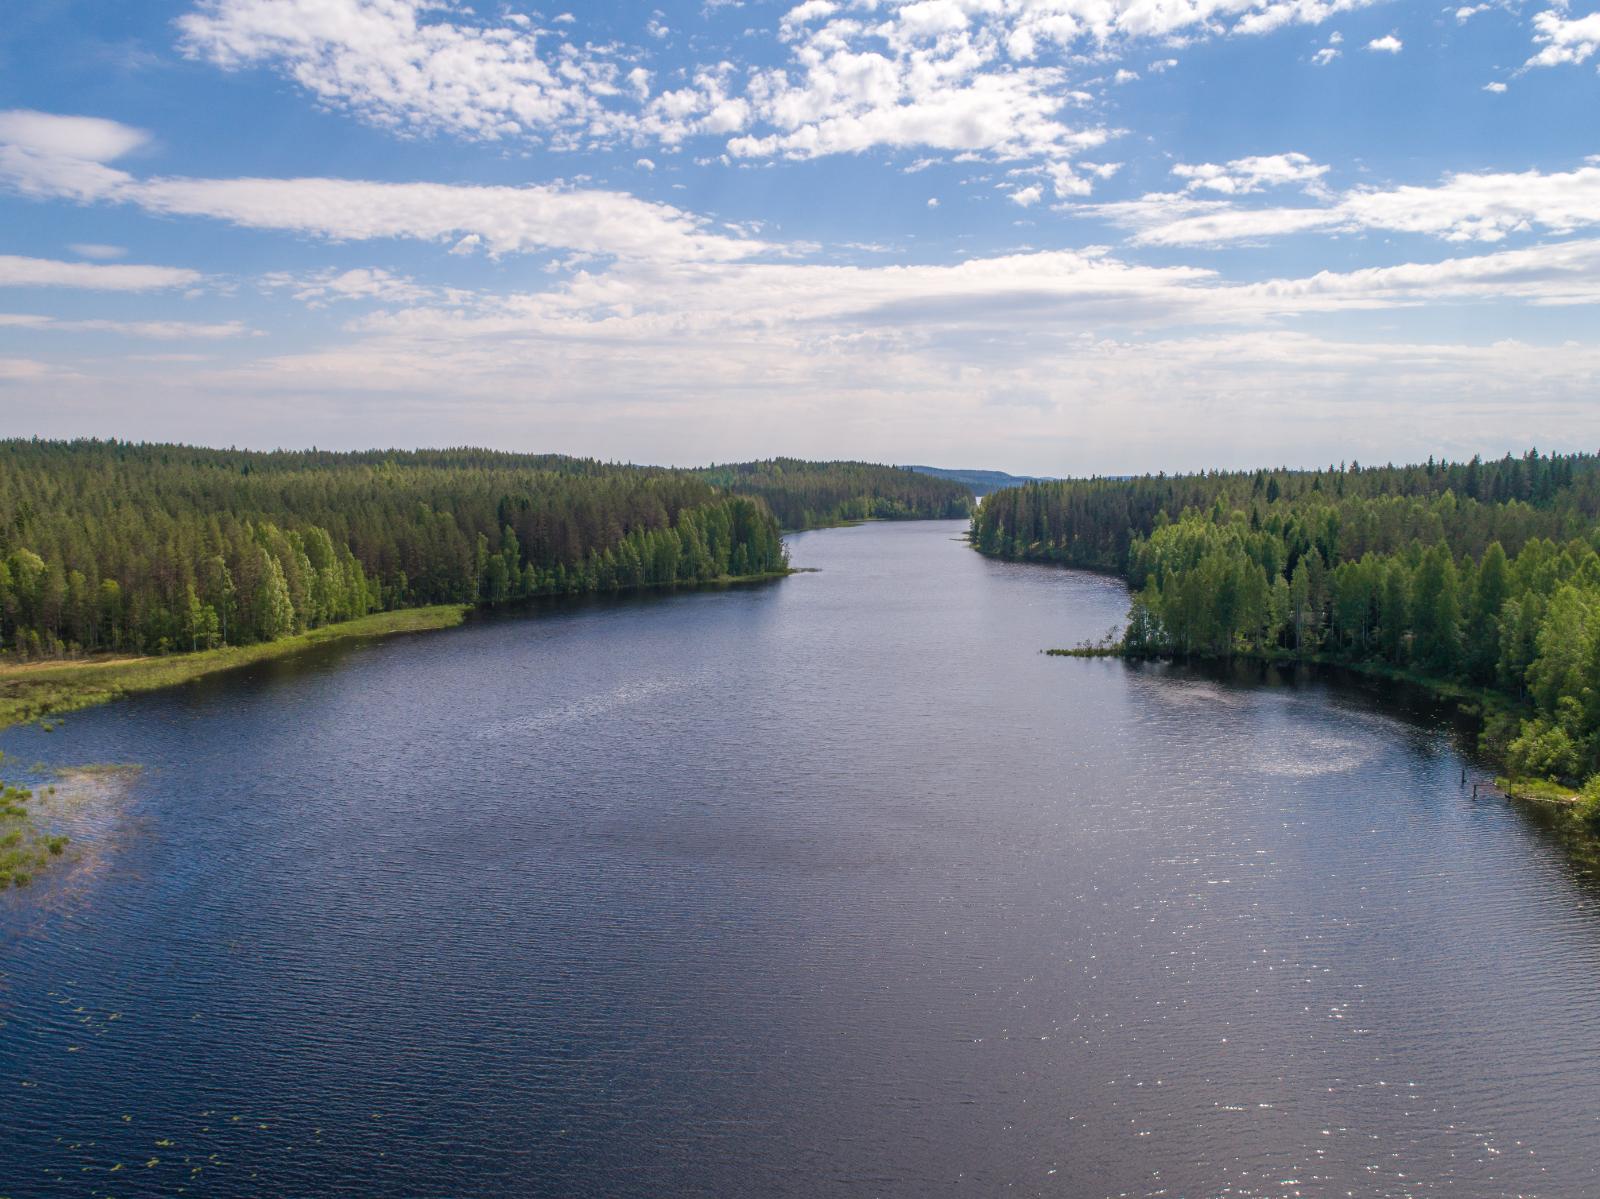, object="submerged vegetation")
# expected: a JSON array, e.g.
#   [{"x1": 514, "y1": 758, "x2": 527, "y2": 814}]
[
  {"x1": 975, "y1": 451, "x2": 1600, "y2": 808},
  {"x1": 0, "y1": 751, "x2": 68, "y2": 888}
]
